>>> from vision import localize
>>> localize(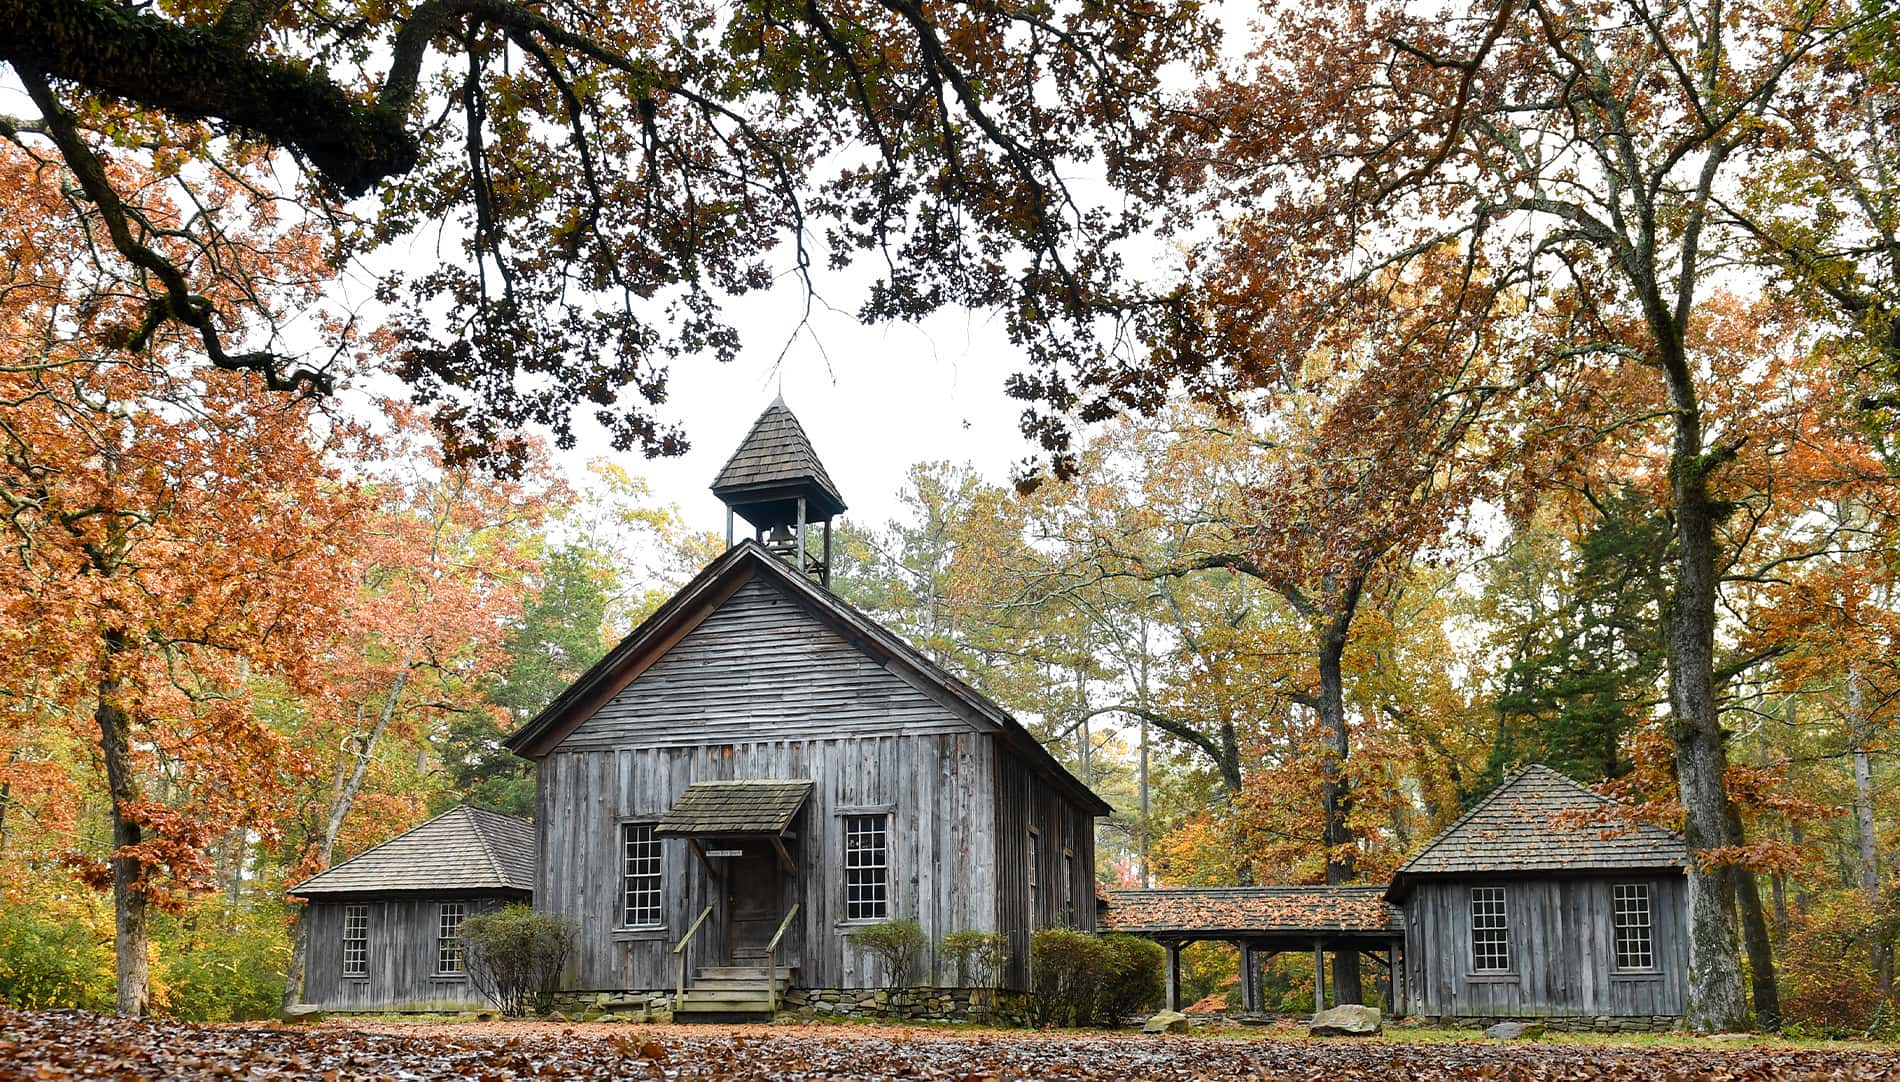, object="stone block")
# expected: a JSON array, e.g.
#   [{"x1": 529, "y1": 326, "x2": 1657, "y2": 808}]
[
  {"x1": 1142, "y1": 1010, "x2": 1191, "y2": 1034},
  {"x1": 1484, "y1": 1022, "x2": 1546, "y2": 1040},
  {"x1": 1309, "y1": 1004, "x2": 1382, "y2": 1037}
]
